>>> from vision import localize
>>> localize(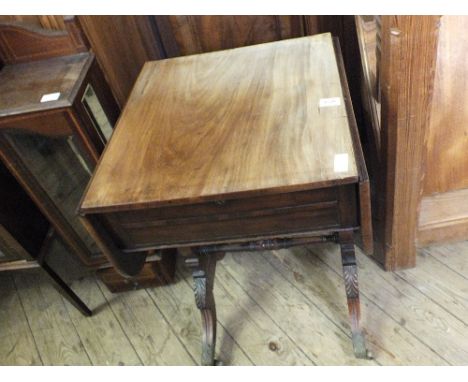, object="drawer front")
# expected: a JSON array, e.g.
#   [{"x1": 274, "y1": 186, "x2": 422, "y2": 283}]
[
  {"x1": 103, "y1": 188, "x2": 342, "y2": 250},
  {"x1": 107, "y1": 188, "x2": 337, "y2": 222}
]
